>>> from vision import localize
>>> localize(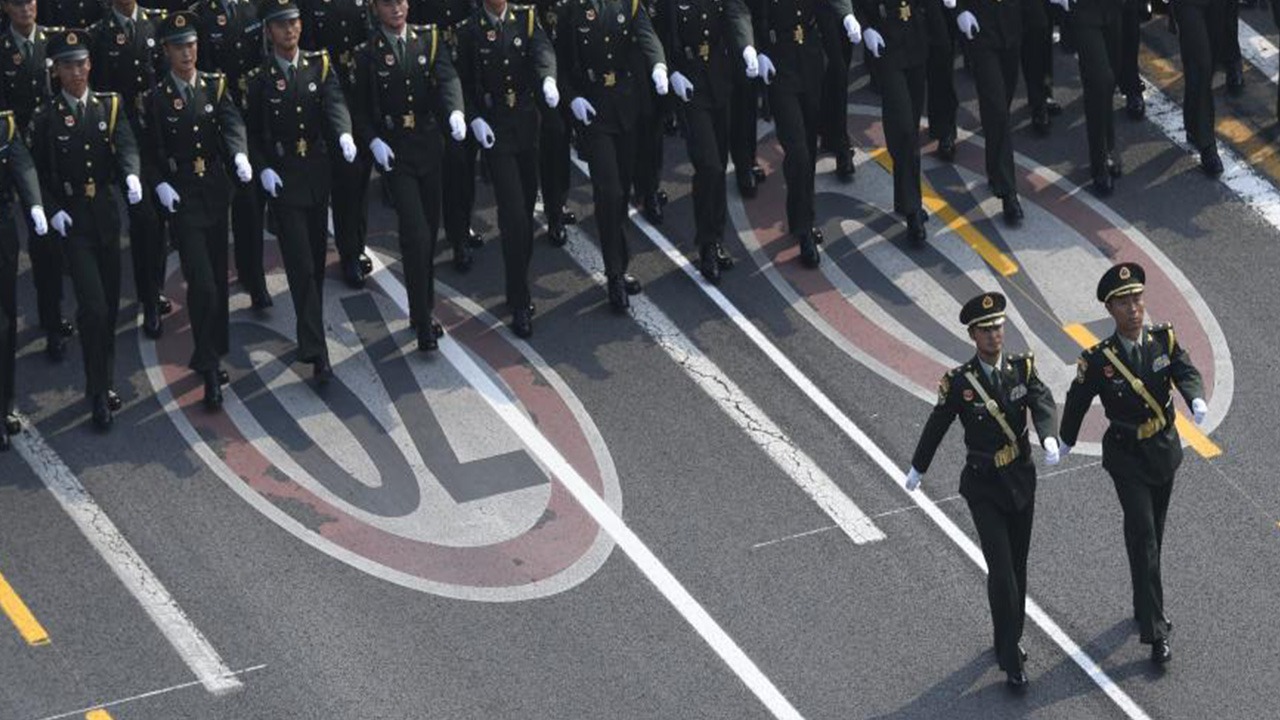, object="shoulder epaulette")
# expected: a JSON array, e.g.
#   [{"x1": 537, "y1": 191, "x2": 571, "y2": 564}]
[
  {"x1": 246, "y1": 65, "x2": 263, "y2": 78},
  {"x1": 302, "y1": 48, "x2": 327, "y2": 59},
  {"x1": 1151, "y1": 323, "x2": 1176, "y2": 351},
  {"x1": 144, "y1": 7, "x2": 168, "y2": 18},
  {"x1": 93, "y1": 90, "x2": 120, "y2": 99}
]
